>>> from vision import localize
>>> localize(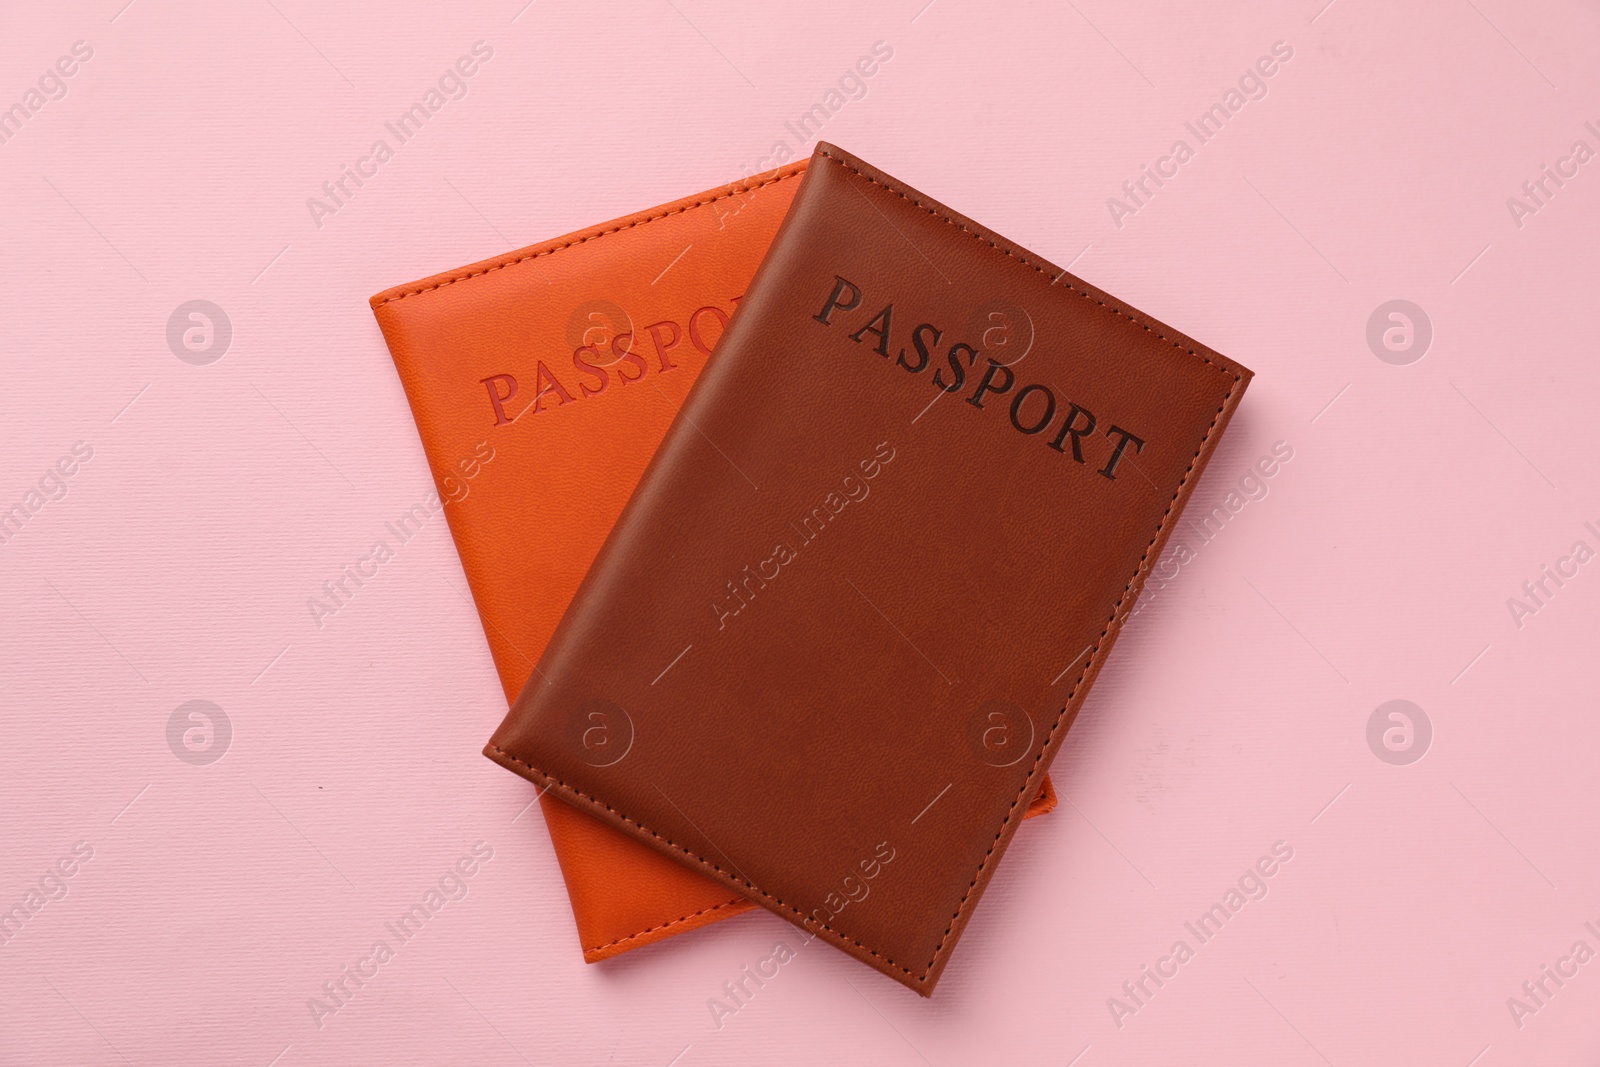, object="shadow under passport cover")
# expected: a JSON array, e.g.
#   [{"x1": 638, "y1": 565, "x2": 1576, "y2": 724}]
[
  {"x1": 487, "y1": 143, "x2": 1252, "y2": 994},
  {"x1": 370, "y1": 159, "x2": 1058, "y2": 964}
]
